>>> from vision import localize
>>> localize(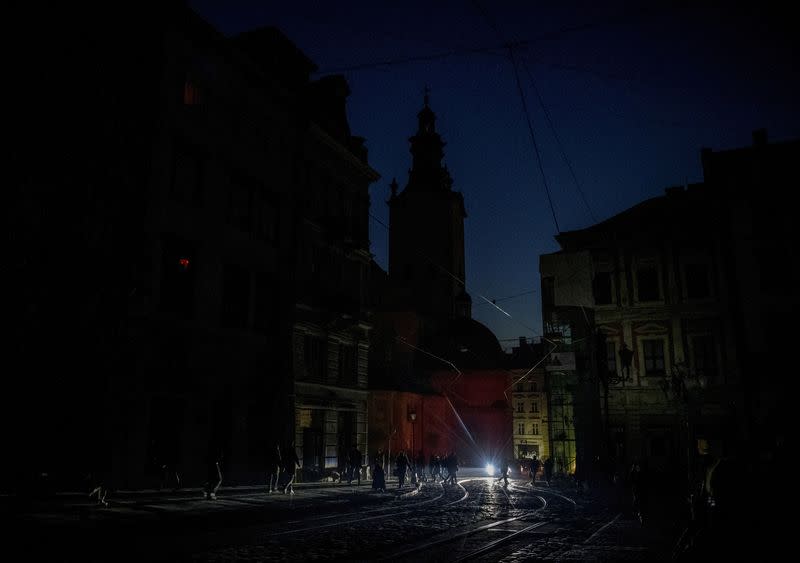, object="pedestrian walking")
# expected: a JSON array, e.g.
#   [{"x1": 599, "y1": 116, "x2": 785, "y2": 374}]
[
  {"x1": 372, "y1": 460, "x2": 386, "y2": 492},
  {"x1": 396, "y1": 451, "x2": 409, "y2": 488},
  {"x1": 530, "y1": 455, "x2": 541, "y2": 486},
  {"x1": 496, "y1": 459, "x2": 510, "y2": 488},
  {"x1": 204, "y1": 447, "x2": 223, "y2": 500},
  {"x1": 348, "y1": 446, "x2": 363, "y2": 486},
  {"x1": 266, "y1": 441, "x2": 281, "y2": 493},
  {"x1": 281, "y1": 440, "x2": 300, "y2": 494},
  {"x1": 543, "y1": 456, "x2": 554, "y2": 486}
]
